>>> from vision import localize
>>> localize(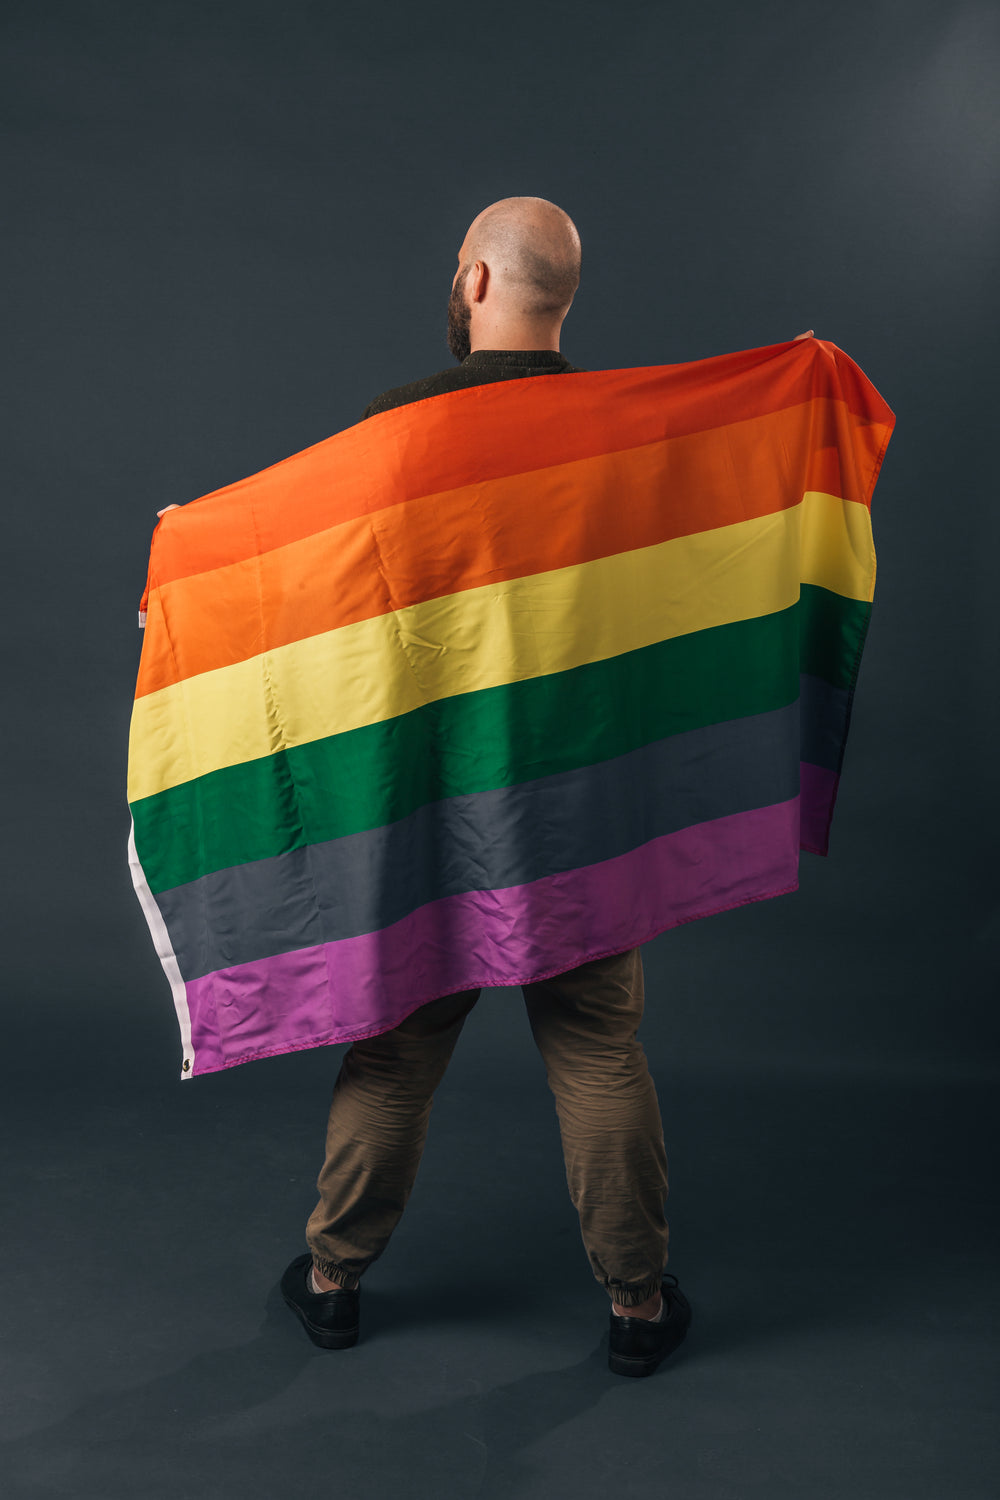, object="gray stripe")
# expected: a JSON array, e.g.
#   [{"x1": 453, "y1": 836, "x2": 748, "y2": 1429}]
[
  {"x1": 799, "y1": 673, "x2": 853, "y2": 772},
  {"x1": 157, "y1": 704, "x2": 802, "y2": 979}
]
